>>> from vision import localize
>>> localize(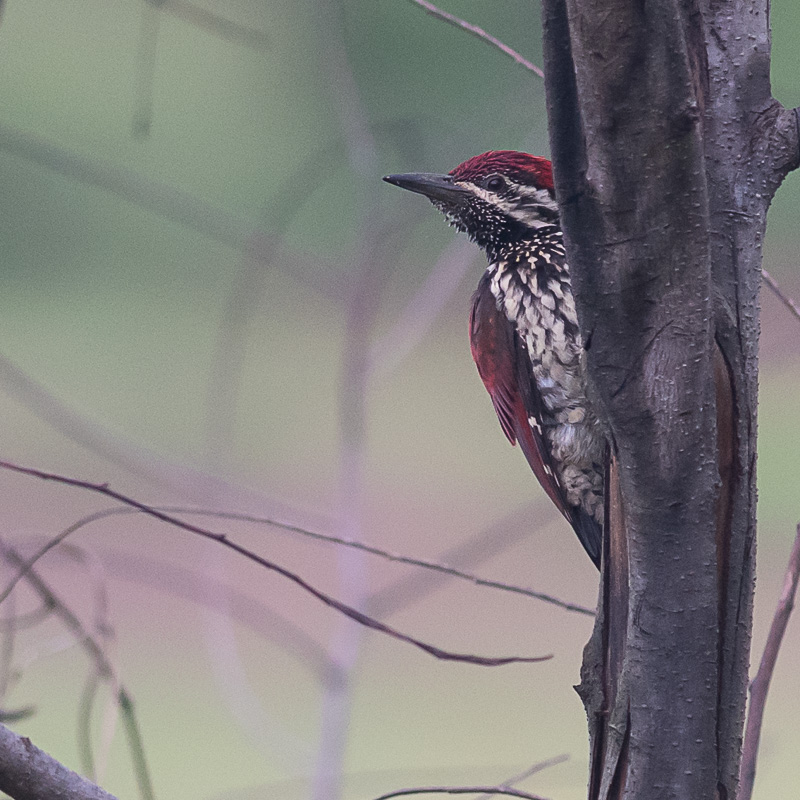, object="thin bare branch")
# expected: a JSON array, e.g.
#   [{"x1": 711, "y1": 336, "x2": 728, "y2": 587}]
[
  {"x1": 0, "y1": 585, "x2": 17, "y2": 703},
  {"x1": 0, "y1": 594, "x2": 33, "y2": 719},
  {"x1": 168, "y1": 507, "x2": 591, "y2": 613},
  {"x1": 0, "y1": 510, "x2": 125, "y2": 606},
  {"x1": 0, "y1": 588, "x2": 33, "y2": 724},
  {"x1": 0, "y1": 545, "x2": 157, "y2": 800},
  {"x1": 8, "y1": 503, "x2": 592, "y2": 617},
  {"x1": 739, "y1": 522, "x2": 800, "y2": 800},
  {"x1": 93, "y1": 546, "x2": 315, "y2": 771},
  {"x1": 12, "y1": 503, "x2": 594, "y2": 617},
  {"x1": 78, "y1": 672, "x2": 100, "y2": 779},
  {"x1": 368, "y1": 526, "x2": 594, "y2": 617},
  {"x1": 0, "y1": 545, "x2": 114, "y2": 682},
  {"x1": 288, "y1": 525, "x2": 594, "y2": 616},
  {"x1": 762, "y1": 268, "x2": 800, "y2": 323},
  {"x1": 407, "y1": 0, "x2": 543, "y2": 77},
  {"x1": 370, "y1": 786, "x2": 548, "y2": 800},
  {"x1": 117, "y1": 688, "x2": 156, "y2": 800},
  {"x1": 366, "y1": 506, "x2": 537, "y2": 618},
  {"x1": 0, "y1": 721, "x2": 118, "y2": 800},
  {"x1": 56, "y1": 544, "x2": 118, "y2": 783},
  {"x1": 0, "y1": 461, "x2": 550, "y2": 667},
  {"x1": 474, "y1": 755, "x2": 569, "y2": 800}
]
